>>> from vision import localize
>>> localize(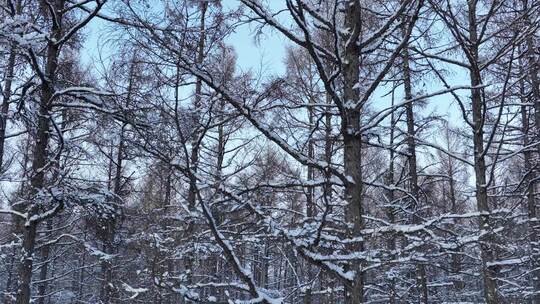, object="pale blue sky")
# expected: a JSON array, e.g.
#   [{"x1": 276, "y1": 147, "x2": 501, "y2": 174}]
[
  {"x1": 79, "y1": 0, "x2": 465, "y2": 129},
  {"x1": 81, "y1": 0, "x2": 288, "y2": 76}
]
